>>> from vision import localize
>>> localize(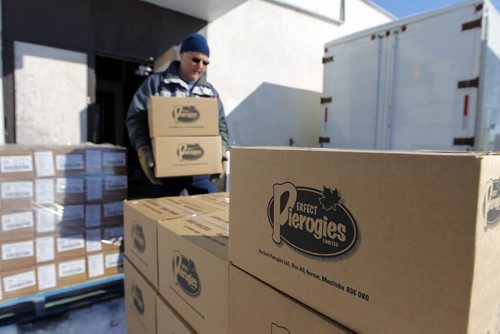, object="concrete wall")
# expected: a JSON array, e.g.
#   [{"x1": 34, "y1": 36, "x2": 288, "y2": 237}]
[
  {"x1": 14, "y1": 42, "x2": 88, "y2": 145},
  {"x1": 207, "y1": 0, "x2": 392, "y2": 147}
]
